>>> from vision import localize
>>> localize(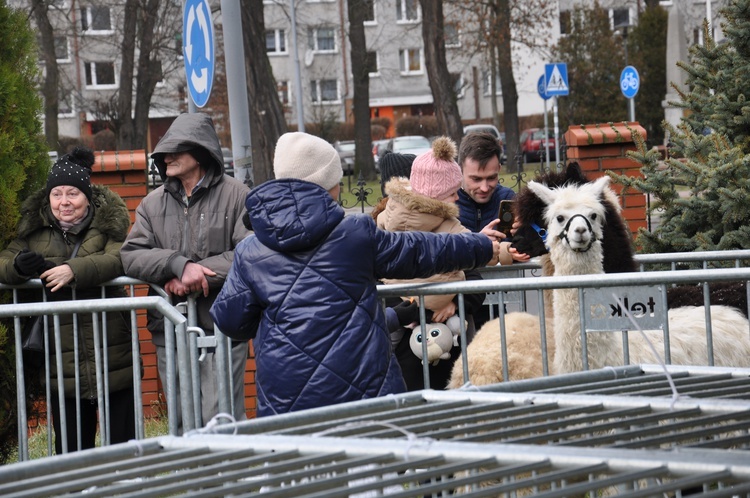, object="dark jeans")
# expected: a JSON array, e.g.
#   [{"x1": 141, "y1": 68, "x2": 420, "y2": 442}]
[{"x1": 51, "y1": 387, "x2": 136, "y2": 454}]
